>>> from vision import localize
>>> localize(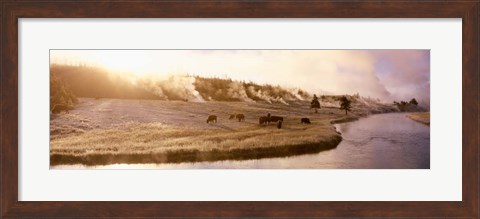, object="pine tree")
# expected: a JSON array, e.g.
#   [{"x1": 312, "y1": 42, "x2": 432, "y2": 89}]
[
  {"x1": 339, "y1": 96, "x2": 352, "y2": 115},
  {"x1": 310, "y1": 94, "x2": 321, "y2": 113}
]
